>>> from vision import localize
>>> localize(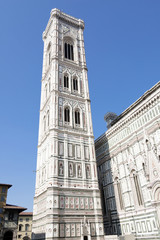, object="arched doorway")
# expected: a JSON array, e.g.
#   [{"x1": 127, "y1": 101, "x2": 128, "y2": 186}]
[
  {"x1": 3, "y1": 231, "x2": 13, "y2": 240},
  {"x1": 84, "y1": 236, "x2": 88, "y2": 240},
  {"x1": 23, "y1": 237, "x2": 30, "y2": 240}
]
